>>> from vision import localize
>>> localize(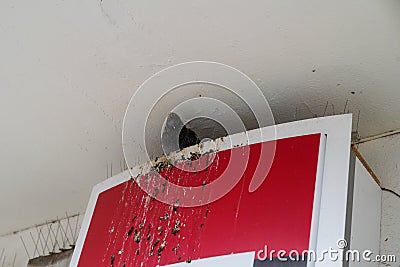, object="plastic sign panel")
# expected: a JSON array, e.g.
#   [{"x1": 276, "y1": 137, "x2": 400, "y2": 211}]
[{"x1": 71, "y1": 115, "x2": 353, "y2": 267}]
